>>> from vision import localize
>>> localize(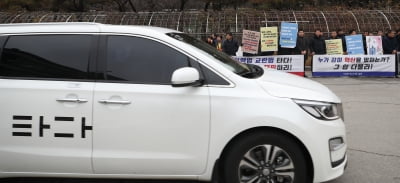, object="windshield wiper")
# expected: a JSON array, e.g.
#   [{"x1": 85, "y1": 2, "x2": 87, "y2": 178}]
[
  {"x1": 238, "y1": 69, "x2": 253, "y2": 77},
  {"x1": 239, "y1": 64, "x2": 264, "y2": 78}
]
